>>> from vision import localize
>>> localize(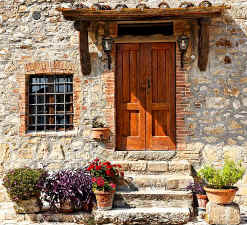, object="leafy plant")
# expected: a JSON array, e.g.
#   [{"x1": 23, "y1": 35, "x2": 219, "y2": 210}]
[
  {"x1": 3, "y1": 167, "x2": 46, "y2": 202},
  {"x1": 92, "y1": 118, "x2": 105, "y2": 128},
  {"x1": 87, "y1": 158, "x2": 124, "y2": 192},
  {"x1": 186, "y1": 181, "x2": 206, "y2": 195},
  {"x1": 37, "y1": 169, "x2": 95, "y2": 212},
  {"x1": 198, "y1": 160, "x2": 245, "y2": 189}
]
